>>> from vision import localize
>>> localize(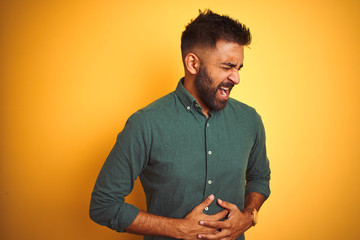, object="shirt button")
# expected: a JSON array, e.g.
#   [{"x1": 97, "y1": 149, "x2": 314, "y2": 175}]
[
  {"x1": 204, "y1": 207, "x2": 209, "y2": 211},
  {"x1": 186, "y1": 106, "x2": 191, "y2": 110},
  {"x1": 208, "y1": 180, "x2": 212, "y2": 184},
  {"x1": 195, "y1": 104, "x2": 199, "y2": 107},
  {"x1": 206, "y1": 123, "x2": 209, "y2": 127},
  {"x1": 208, "y1": 151, "x2": 212, "y2": 155}
]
